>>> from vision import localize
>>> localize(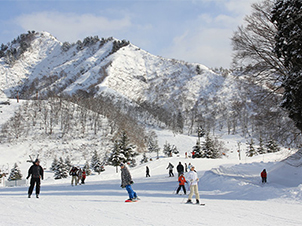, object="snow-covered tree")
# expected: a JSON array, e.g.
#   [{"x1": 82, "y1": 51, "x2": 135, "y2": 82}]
[
  {"x1": 91, "y1": 150, "x2": 105, "y2": 174},
  {"x1": 257, "y1": 136, "x2": 266, "y2": 155},
  {"x1": 51, "y1": 157, "x2": 68, "y2": 179},
  {"x1": 192, "y1": 139, "x2": 202, "y2": 158},
  {"x1": 266, "y1": 137, "x2": 280, "y2": 153},
  {"x1": 201, "y1": 133, "x2": 222, "y2": 159},
  {"x1": 8, "y1": 163, "x2": 22, "y2": 181},
  {"x1": 271, "y1": 0, "x2": 302, "y2": 133},
  {"x1": 147, "y1": 131, "x2": 160, "y2": 159},
  {"x1": 163, "y1": 141, "x2": 179, "y2": 157},
  {"x1": 246, "y1": 138, "x2": 257, "y2": 157}
]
